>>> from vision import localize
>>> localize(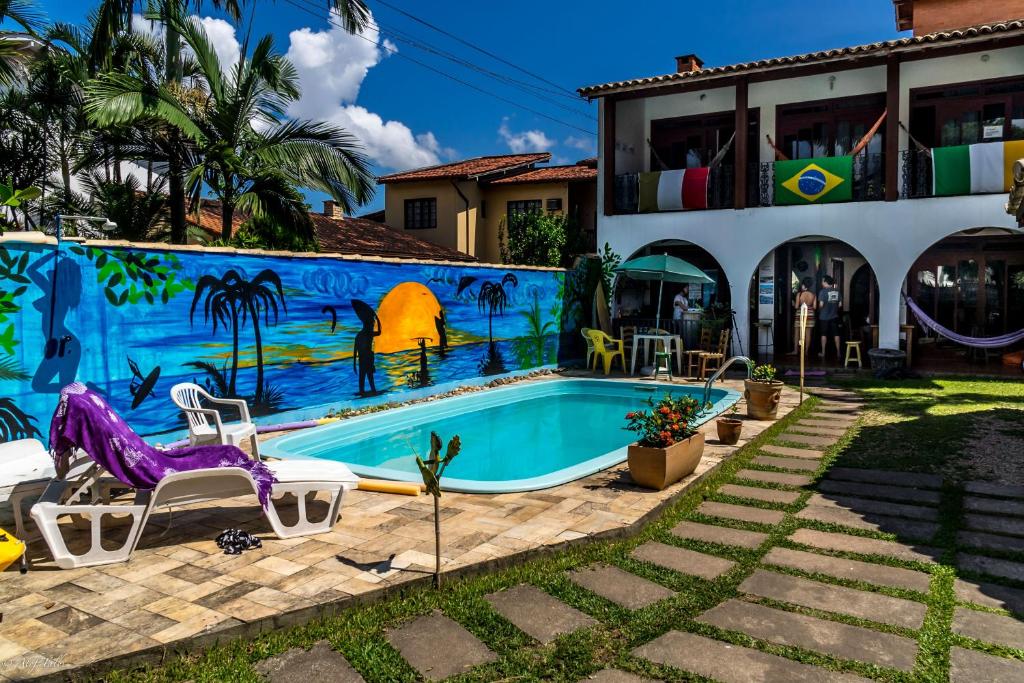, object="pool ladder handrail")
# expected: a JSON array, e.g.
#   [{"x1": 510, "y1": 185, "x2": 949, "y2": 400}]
[{"x1": 701, "y1": 356, "x2": 754, "y2": 410}]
